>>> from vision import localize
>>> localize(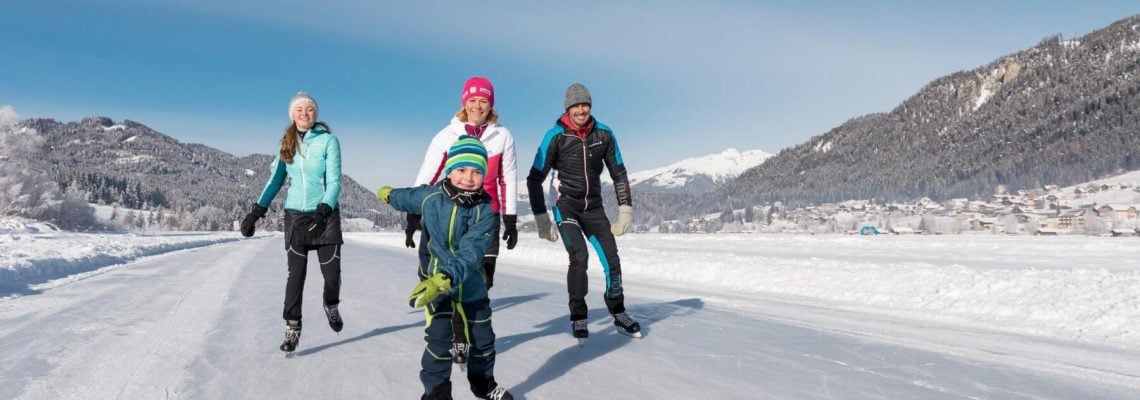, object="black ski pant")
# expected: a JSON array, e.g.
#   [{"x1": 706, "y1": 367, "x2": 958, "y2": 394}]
[
  {"x1": 418, "y1": 215, "x2": 500, "y2": 288},
  {"x1": 553, "y1": 203, "x2": 626, "y2": 321},
  {"x1": 282, "y1": 244, "x2": 341, "y2": 321},
  {"x1": 420, "y1": 296, "x2": 496, "y2": 394}
]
